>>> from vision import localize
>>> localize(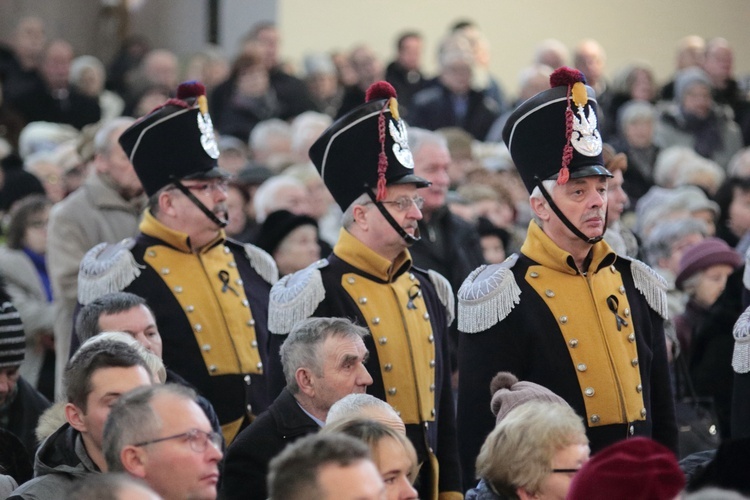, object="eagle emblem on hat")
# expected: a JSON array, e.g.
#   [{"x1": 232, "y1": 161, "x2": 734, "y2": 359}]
[
  {"x1": 572, "y1": 104, "x2": 602, "y2": 157},
  {"x1": 389, "y1": 119, "x2": 414, "y2": 169},
  {"x1": 197, "y1": 111, "x2": 220, "y2": 159}
]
